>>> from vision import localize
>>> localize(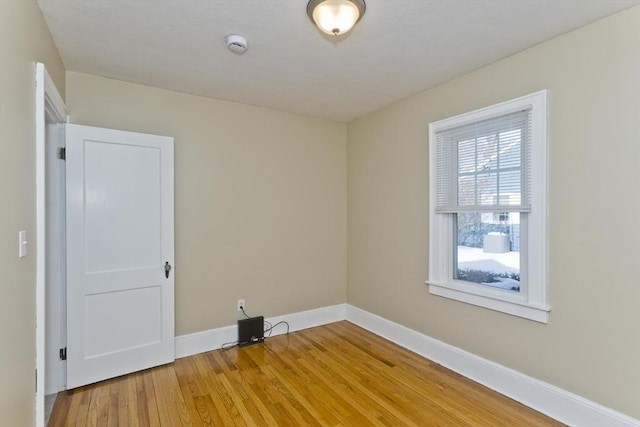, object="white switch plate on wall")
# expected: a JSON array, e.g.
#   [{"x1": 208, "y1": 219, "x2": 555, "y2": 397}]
[{"x1": 18, "y1": 230, "x2": 27, "y2": 258}]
